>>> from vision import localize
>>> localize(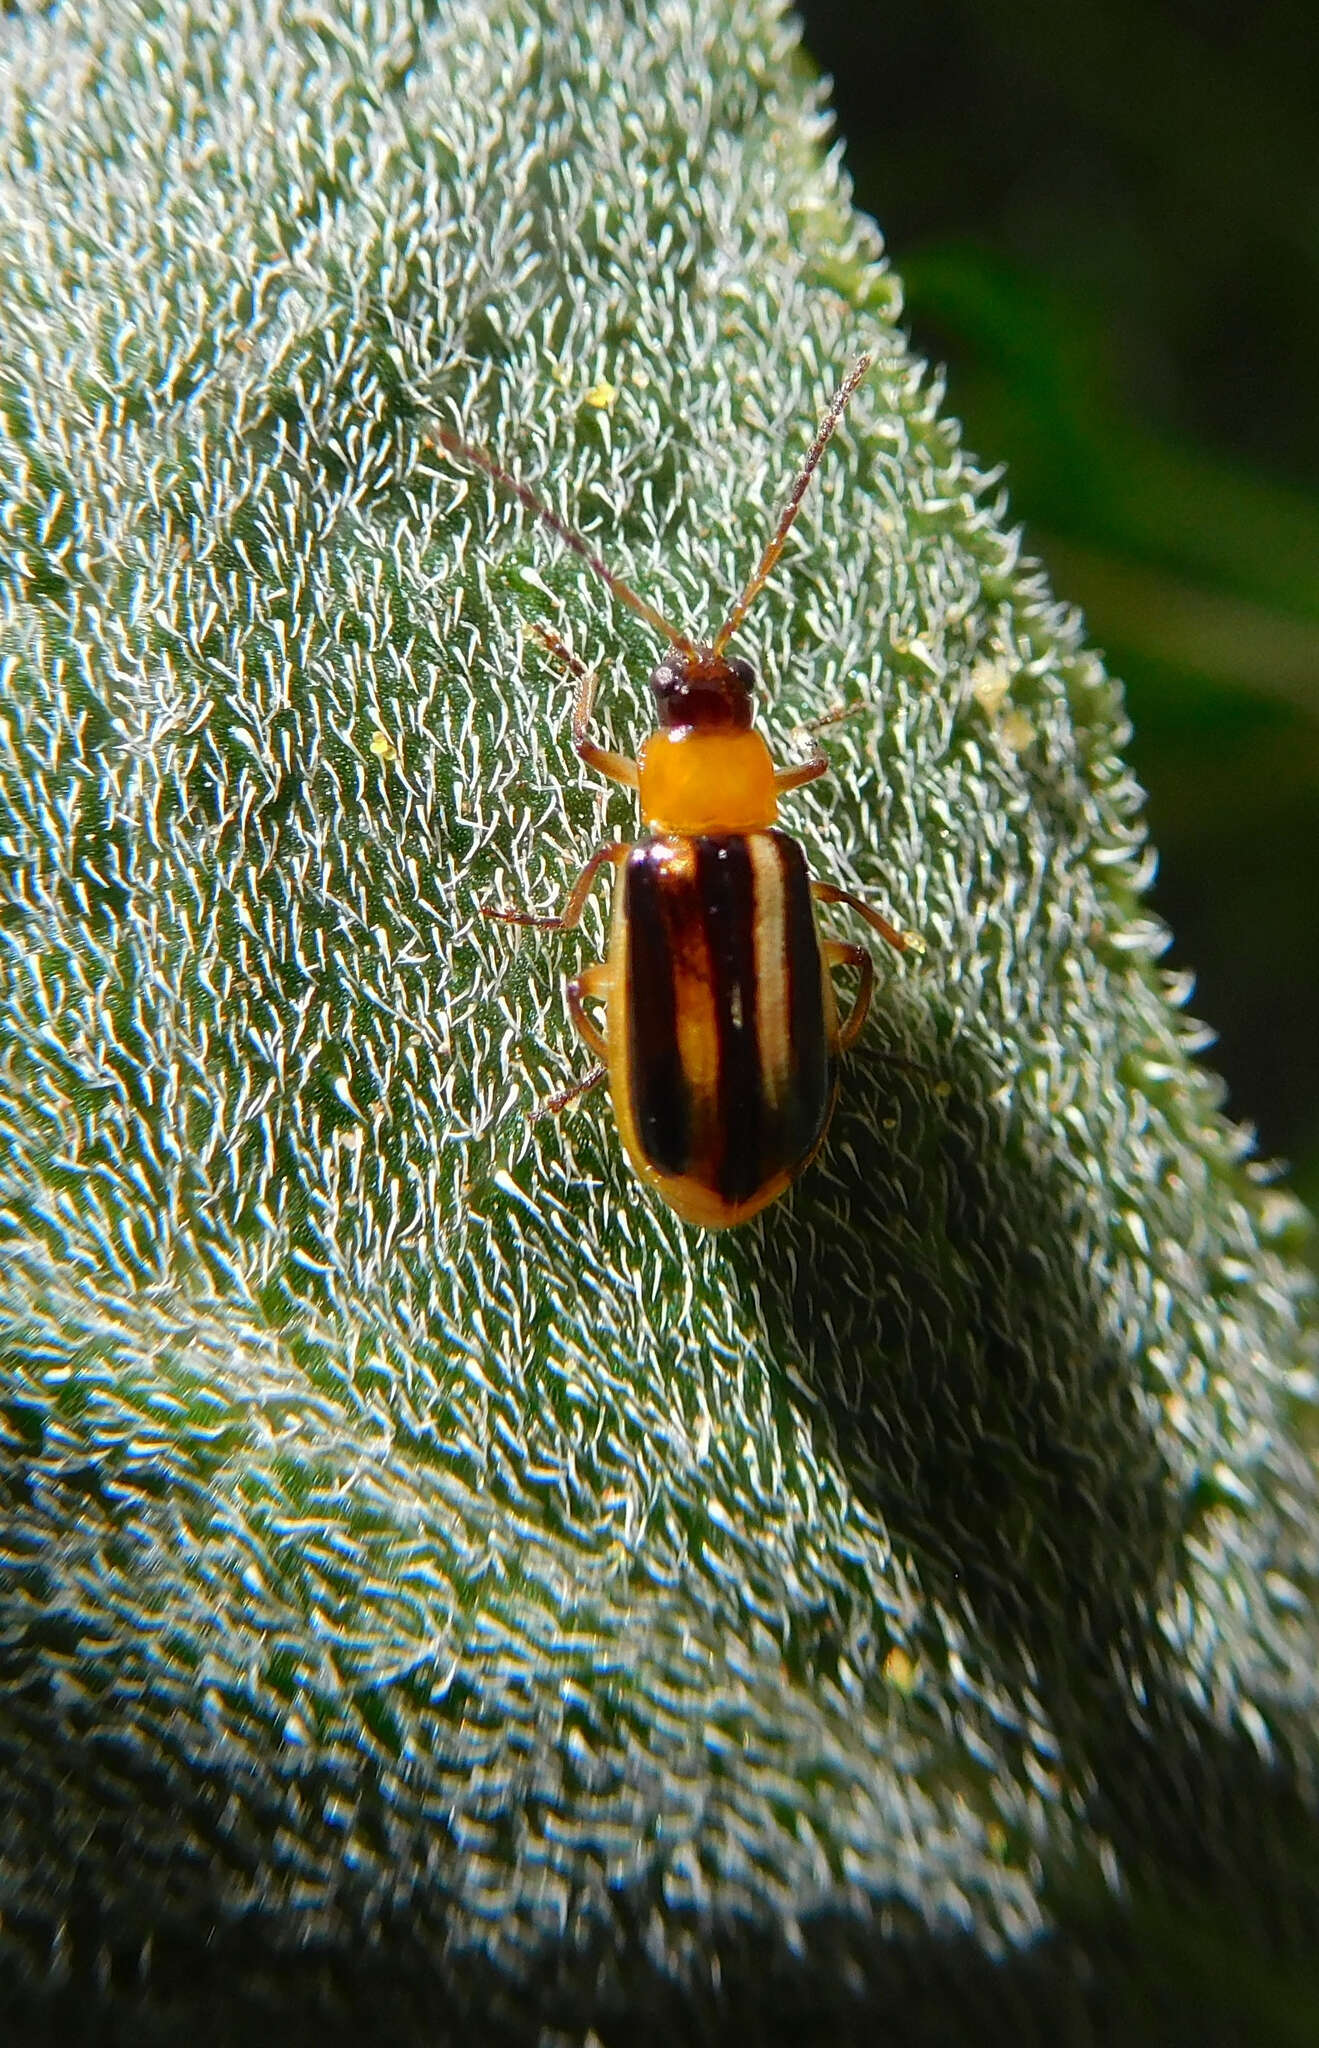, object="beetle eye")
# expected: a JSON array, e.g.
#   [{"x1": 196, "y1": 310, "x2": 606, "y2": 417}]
[{"x1": 727, "y1": 656, "x2": 756, "y2": 691}]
